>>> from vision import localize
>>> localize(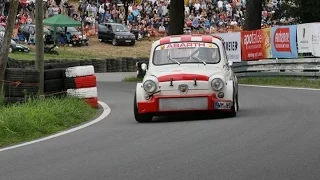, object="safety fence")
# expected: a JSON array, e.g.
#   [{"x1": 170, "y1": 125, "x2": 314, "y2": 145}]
[
  {"x1": 3, "y1": 65, "x2": 98, "y2": 108},
  {"x1": 232, "y1": 58, "x2": 320, "y2": 77}
]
